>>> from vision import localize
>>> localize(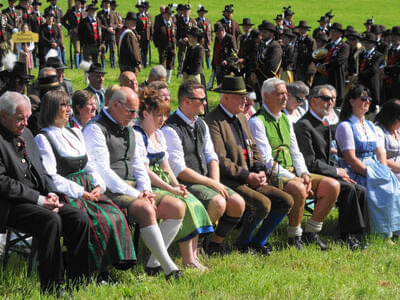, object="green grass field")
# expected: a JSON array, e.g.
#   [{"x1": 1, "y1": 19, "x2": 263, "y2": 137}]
[{"x1": 2, "y1": 0, "x2": 400, "y2": 299}]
